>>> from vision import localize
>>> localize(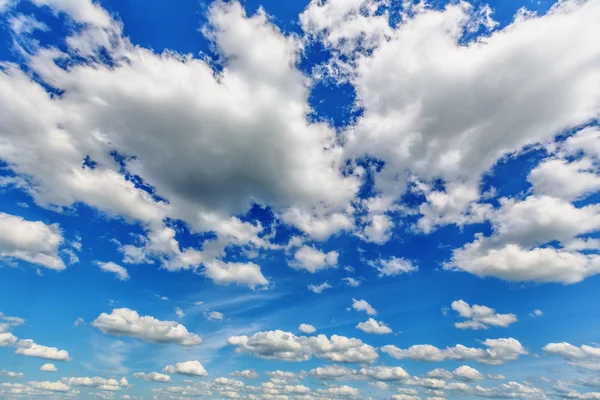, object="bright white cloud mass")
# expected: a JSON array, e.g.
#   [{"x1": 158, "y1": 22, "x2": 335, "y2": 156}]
[{"x1": 0, "y1": 0, "x2": 599, "y2": 398}]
